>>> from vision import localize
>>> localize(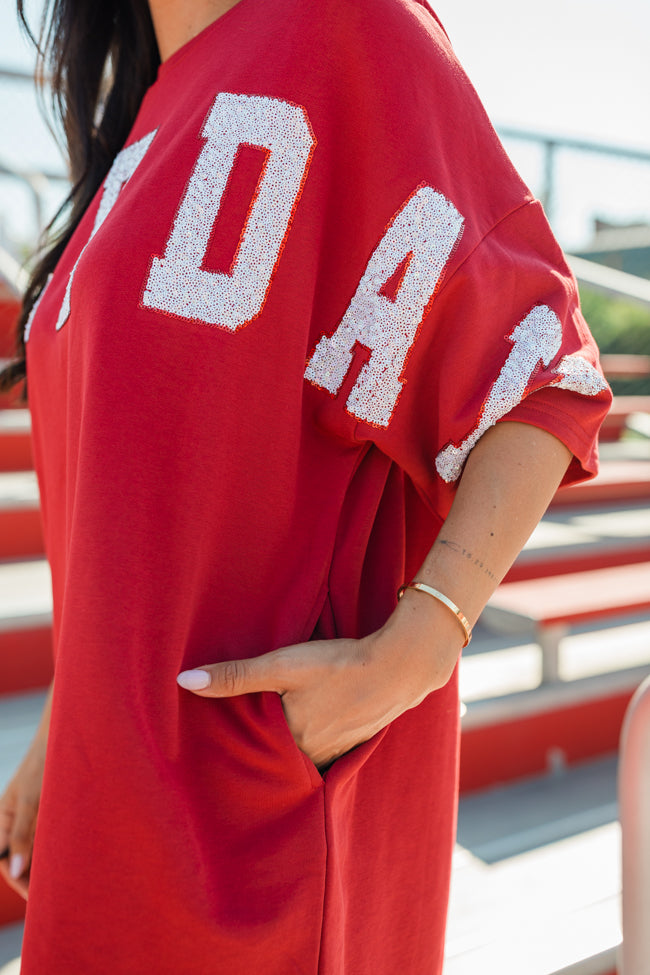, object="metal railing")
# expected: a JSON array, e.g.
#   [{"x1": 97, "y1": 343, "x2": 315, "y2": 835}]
[
  {"x1": 0, "y1": 244, "x2": 27, "y2": 293},
  {"x1": 619, "y1": 676, "x2": 650, "y2": 975},
  {"x1": 567, "y1": 255, "x2": 650, "y2": 311},
  {"x1": 0, "y1": 161, "x2": 64, "y2": 238},
  {"x1": 0, "y1": 67, "x2": 37, "y2": 83},
  {"x1": 498, "y1": 127, "x2": 650, "y2": 228},
  {"x1": 2, "y1": 69, "x2": 650, "y2": 220},
  {"x1": 0, "y1": 66, "x2": 68, "y2": 240}
]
